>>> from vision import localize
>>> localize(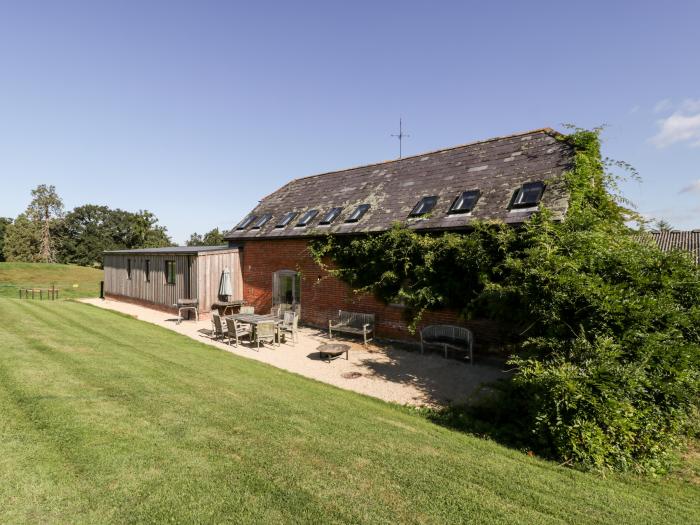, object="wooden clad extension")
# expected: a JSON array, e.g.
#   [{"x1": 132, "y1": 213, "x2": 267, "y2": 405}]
[{"x1": 103, "y1": 247, "x2": 242, "y2": 314}]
